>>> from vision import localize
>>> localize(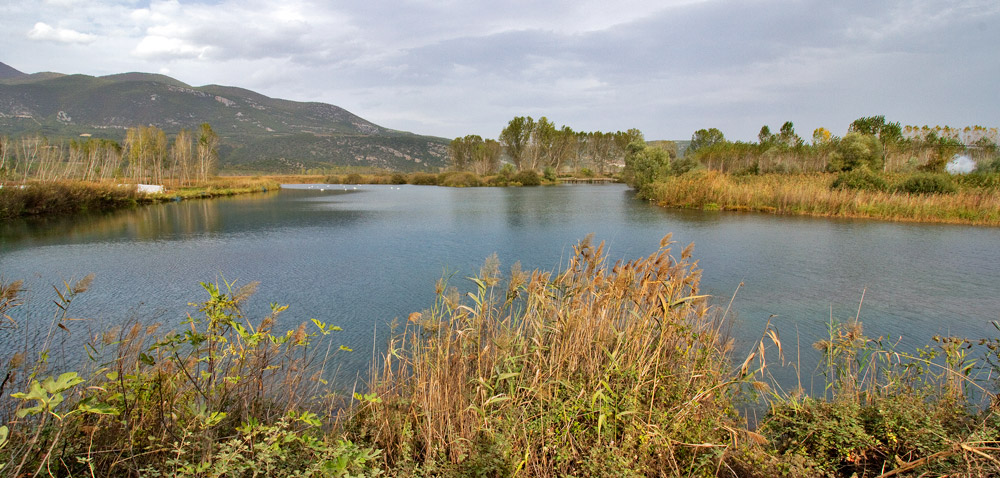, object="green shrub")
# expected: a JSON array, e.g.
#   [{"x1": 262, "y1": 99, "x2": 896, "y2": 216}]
[
  {"x1": 512, "y1": 169, "x2": 541, "y2": 186},
  {"x1": 407, "y1": 172, "x2": 439, "y2": 185},
  {"x1": 830, "y1": 169, "x2": 889, "y2": 192},
  {"x1": 826, "y1": 133, "x2": 884, "y2": 172},
  {"x1": 580, "y1": 167, "x2": 595, "y2": 178},
  {"x1": 668, "y1": 155, "x2": 703, "y2": 176},
  {"x1": 896, "y1": 173, "x2": 957, "y2": 194},
  {"x1": 390, "y1": 173, "x2": 407, "y2": 185},
  {"x1": 438, "y1": 171, "x2": 482, "y2": 187},
  {"x1": 542, "y1": 167, "x2": 557, "y2": 182},
  {"x1": 343, "y1": 173, "x2": 364, "y2": 184},
  {"x1": 955, "y1": 172, "x2": 1000, "y2": 190}
]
